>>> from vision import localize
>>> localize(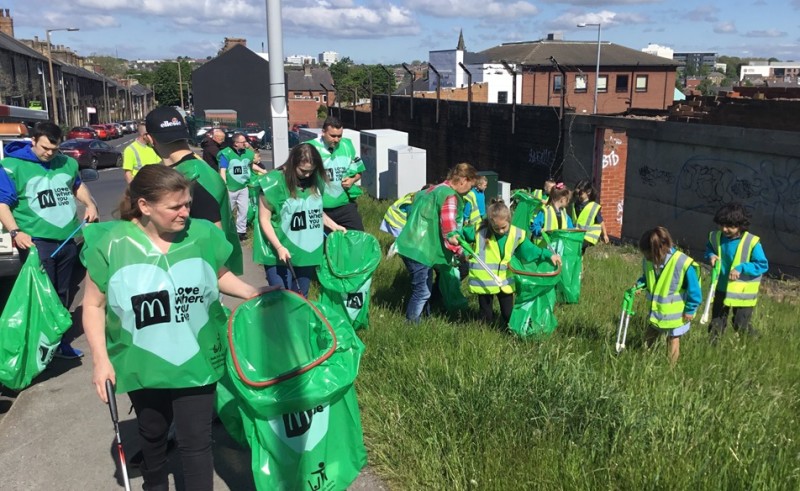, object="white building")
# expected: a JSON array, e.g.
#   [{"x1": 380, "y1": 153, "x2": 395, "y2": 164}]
[
  {"x1": 318, "y1": 51, "x2": 339, "y2": 64},
  {"x1": 428, "y1": 30, "x2": 522, "y2": 104},
  {"x1": 740, "y1": 61, "x2": 800, "y2": 81},
  {"x1": 285, "y1": 54, "x2": 315, "y2": 65},
  {"x1": 641, "y1": 43, "x2": 674, "y2": 60}
]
